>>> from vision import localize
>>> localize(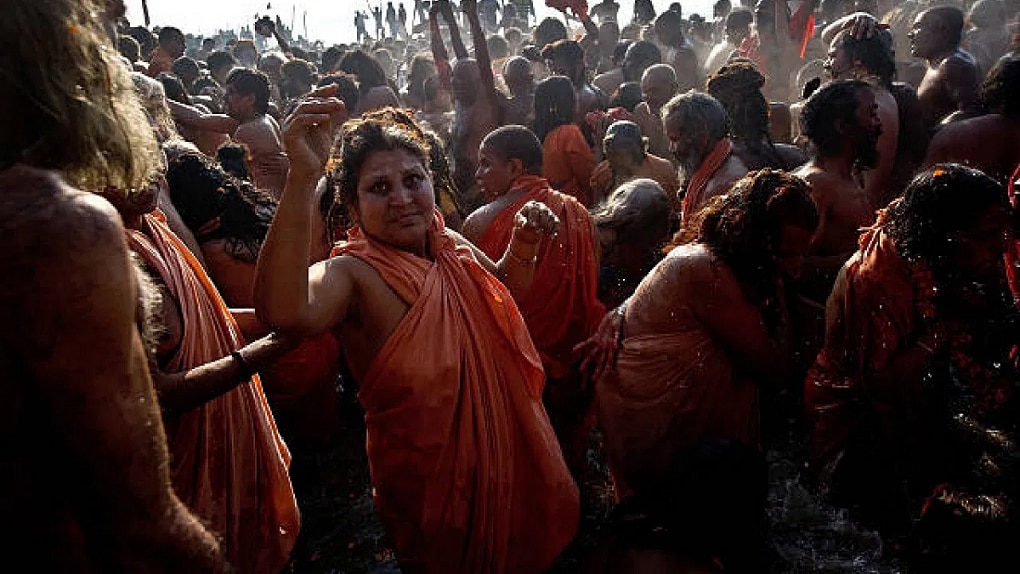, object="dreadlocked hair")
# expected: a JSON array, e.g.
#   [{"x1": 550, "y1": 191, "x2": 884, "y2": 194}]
[
  {"x1": 667, "y1": 169, "x2": 818, "y2": 333},
  {"x1": 327, "y1": 106, "x2": 432, "y2": 229},
  {"x1": 705, "y1": 60, "x2": 784, "y2": 167}
]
